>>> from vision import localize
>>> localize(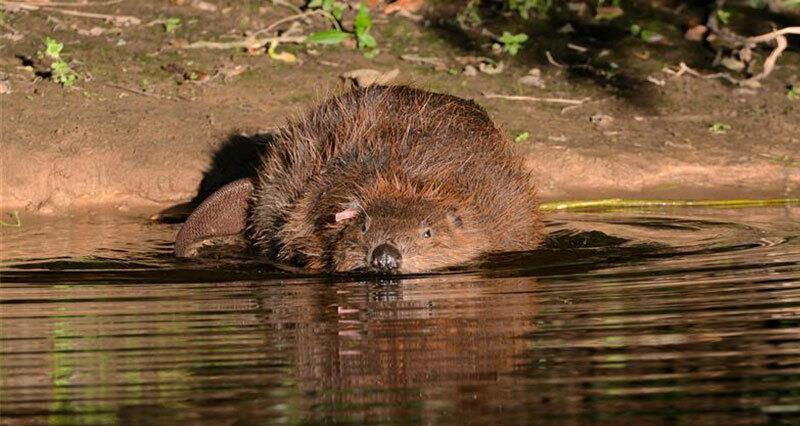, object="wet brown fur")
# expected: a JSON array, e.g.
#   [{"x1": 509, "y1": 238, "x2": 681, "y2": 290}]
[{"x1": 249, "y1": 85, "x2": 543, "y2": 273}]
